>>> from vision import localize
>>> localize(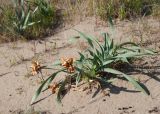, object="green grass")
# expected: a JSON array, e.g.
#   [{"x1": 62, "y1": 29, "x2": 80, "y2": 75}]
[
  {"x1": 52, "y1": 0, "x2": 160, "y2": 21},
  {"x1": 96, "y1": 0, "x2": 160, "y2": 20},
  {"x1": 0, "y1": 0, "x2": 160, "y2": 42},
  {"x1": 0, "y1": 0, "x2": 57, "y2": 42},
  {"x1": 26, "y1": 0, "x2": 57, "y2": 39}
]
